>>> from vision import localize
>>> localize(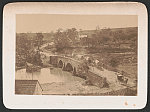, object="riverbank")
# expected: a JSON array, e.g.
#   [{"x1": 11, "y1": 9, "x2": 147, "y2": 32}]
[
  {"x1": 15, "y1": 66, "x2": 137, "y2": 96},
  {"x1": 41, "y1": 81, "x2": 136, "y2": 96}
]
